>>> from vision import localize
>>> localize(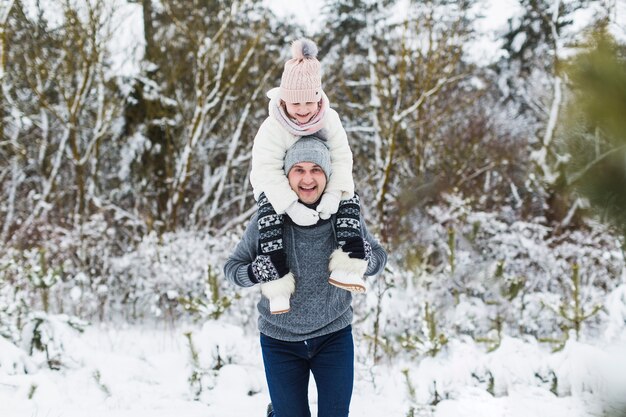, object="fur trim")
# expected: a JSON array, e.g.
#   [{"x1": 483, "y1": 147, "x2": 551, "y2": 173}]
[
  {"x1": 329, "y1": 249, "x2": 368, "y2": 276},
  {"x1": 260, "y1": 272, "x2": 295, "y2": 298},
  {"x1": 291, "y1": 38, "x2": 318, "y2": 60}
]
